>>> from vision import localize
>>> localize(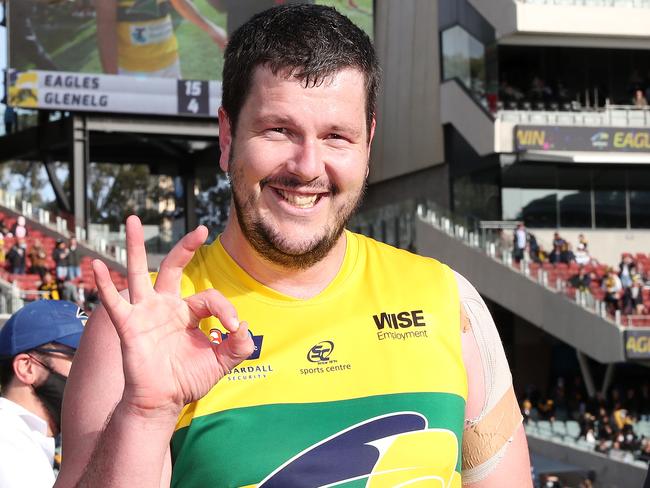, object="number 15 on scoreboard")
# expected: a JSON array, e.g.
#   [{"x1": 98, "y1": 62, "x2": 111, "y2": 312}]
[{"x1": 177, "y1": 80, "x2": 209, "y2": 116}]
